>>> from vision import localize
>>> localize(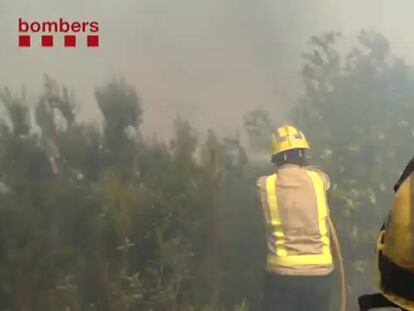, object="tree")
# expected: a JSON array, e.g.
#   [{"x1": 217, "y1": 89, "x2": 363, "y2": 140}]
[
  {"x1": 292, "y1": 31, "x2": 414, "y2": 308},
  {"x1": 243, "y1": 109, "x2": 272, "y2": 152},
  {"x1": 95, "y1": 79, "x2": 142, "y2": 153}
]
